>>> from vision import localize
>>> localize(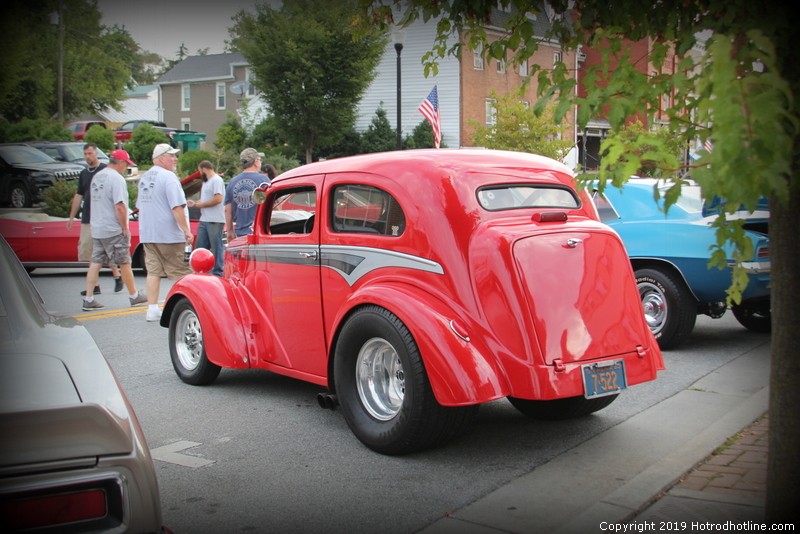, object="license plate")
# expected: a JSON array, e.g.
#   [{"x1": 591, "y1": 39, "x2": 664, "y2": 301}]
[{"x1": 582, "y1": 359, "x2": 627, "y2": 398}]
